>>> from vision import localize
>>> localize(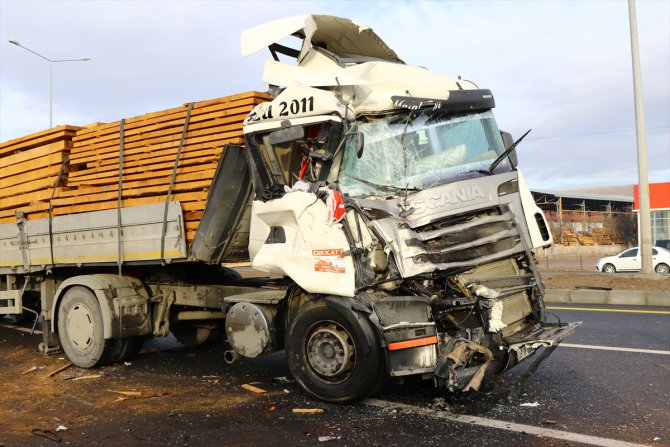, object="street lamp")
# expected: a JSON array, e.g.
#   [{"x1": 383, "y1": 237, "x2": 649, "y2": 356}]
[{"x1": 9, "y1": 40, "x2": 91, "y2": 128}]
